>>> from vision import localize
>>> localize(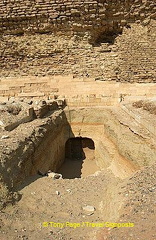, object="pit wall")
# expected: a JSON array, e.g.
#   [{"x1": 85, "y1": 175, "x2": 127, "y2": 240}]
[
  {"x1": 0, "y1": 0, "x2": 155, "y2": 82},
  {"x1": 103, "y1": 109, "x2": 156, "y2": 167},
  {"x1": 65, "y1": 108, "x2": 138, "y2": 179},
  {"x1": 65, "y1": 108, "x2": 156, "y2": 178},
  {"x1": 0, "y1": 110, "x2": 71, "y2": 189},
  {"x1": 29, "y1": 123, "x2": 67, "y2": 176}
]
